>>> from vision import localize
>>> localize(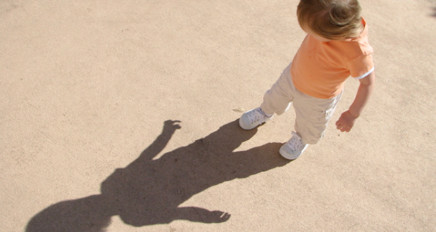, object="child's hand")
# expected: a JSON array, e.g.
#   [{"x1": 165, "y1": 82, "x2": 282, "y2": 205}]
[{"x1": 336, "y1": 110, "x2": 358, "y2": 132}]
